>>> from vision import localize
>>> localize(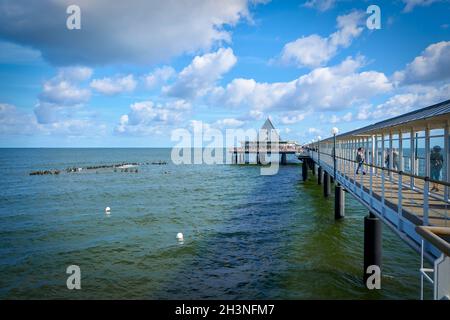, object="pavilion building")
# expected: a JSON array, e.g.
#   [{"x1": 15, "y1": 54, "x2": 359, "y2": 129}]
[{"x1": 230, "y1": 118, "x2": 301, "y2": 165}]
